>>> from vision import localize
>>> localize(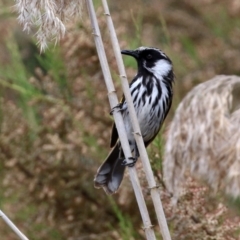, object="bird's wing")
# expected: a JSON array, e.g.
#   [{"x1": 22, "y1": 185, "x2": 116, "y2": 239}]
[
  {"x1": 110, "y1": 95, "x2": 126, "y2": 148},
  {"x1": 144, "y1": 95, "x2": 173, "y2": 147},
  {"x1": 110, "y1": 123, "x2": 118, "y2": 147}
]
